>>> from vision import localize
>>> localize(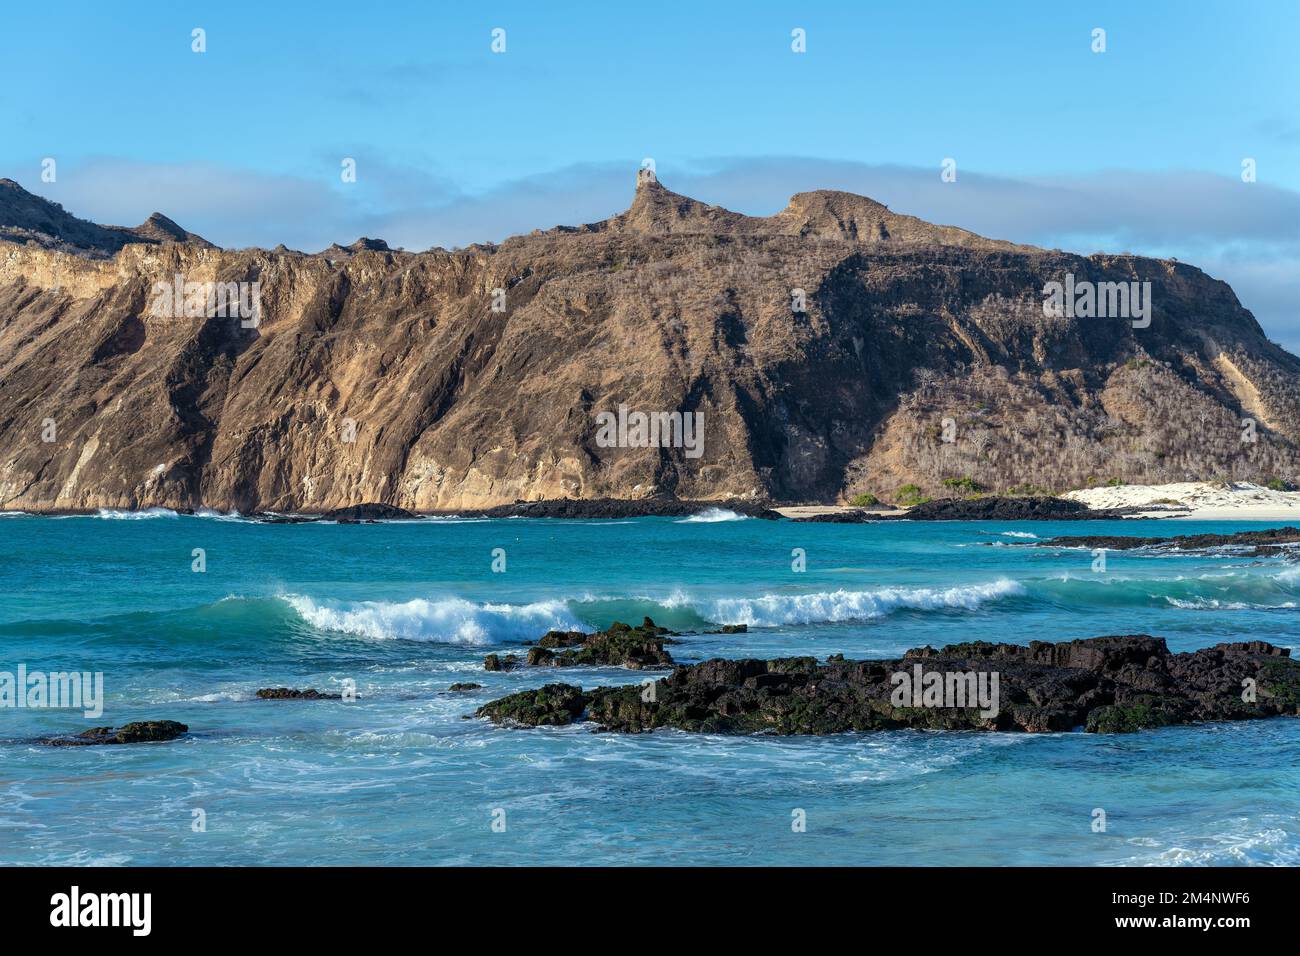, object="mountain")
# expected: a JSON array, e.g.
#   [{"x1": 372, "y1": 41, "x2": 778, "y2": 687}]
[
  {"x1": 0, "y1": 178, "x2": 211, "y2": 257},
  {"x1": 0, "y1": 174, "x2": 1297, "y2": 512}
]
